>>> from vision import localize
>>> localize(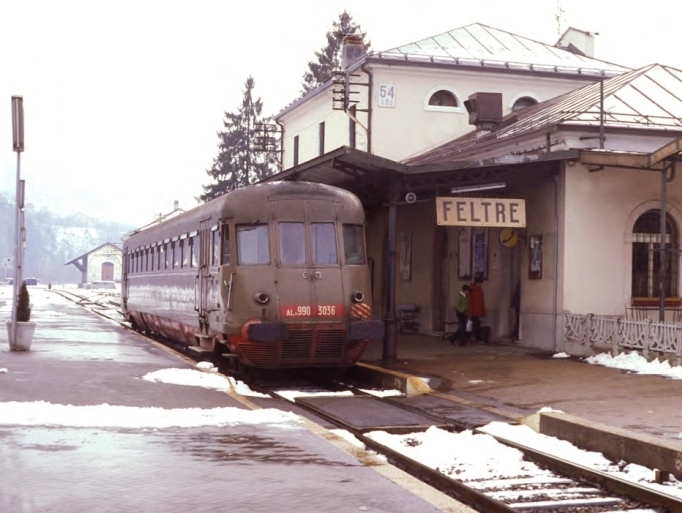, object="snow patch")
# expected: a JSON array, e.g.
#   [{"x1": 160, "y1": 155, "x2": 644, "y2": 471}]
[
  {"x1": 585, "y1": 351, "x2": 682, "y2": 380},
  {"x1": 360, "y1": 388, "x2": 403, "y2": 398},
  {"x1": 0, "y1": 401, "x2": 300, "y2": 429},
  {"x1": 143, "y1": 368, "x2": 269, "y2": 398},
  {"x1": 552, "y1": 352, "x2": 571, "y2": 358},
  {"x1": 0, "y1": 368, "x2": 8, "y2": 374},
  {"x1": 277, "y1": 390, "x2": 354, "y2": 402}
]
